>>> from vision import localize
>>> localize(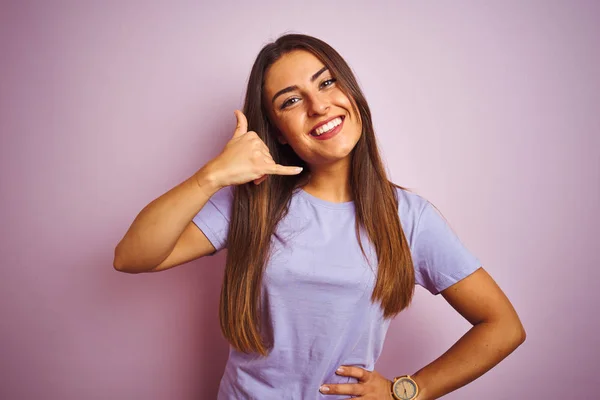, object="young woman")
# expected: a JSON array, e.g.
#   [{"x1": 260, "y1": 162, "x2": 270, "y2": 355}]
[{"x1": 114, "y1": 34, "x2": 526, "y2": 400}]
